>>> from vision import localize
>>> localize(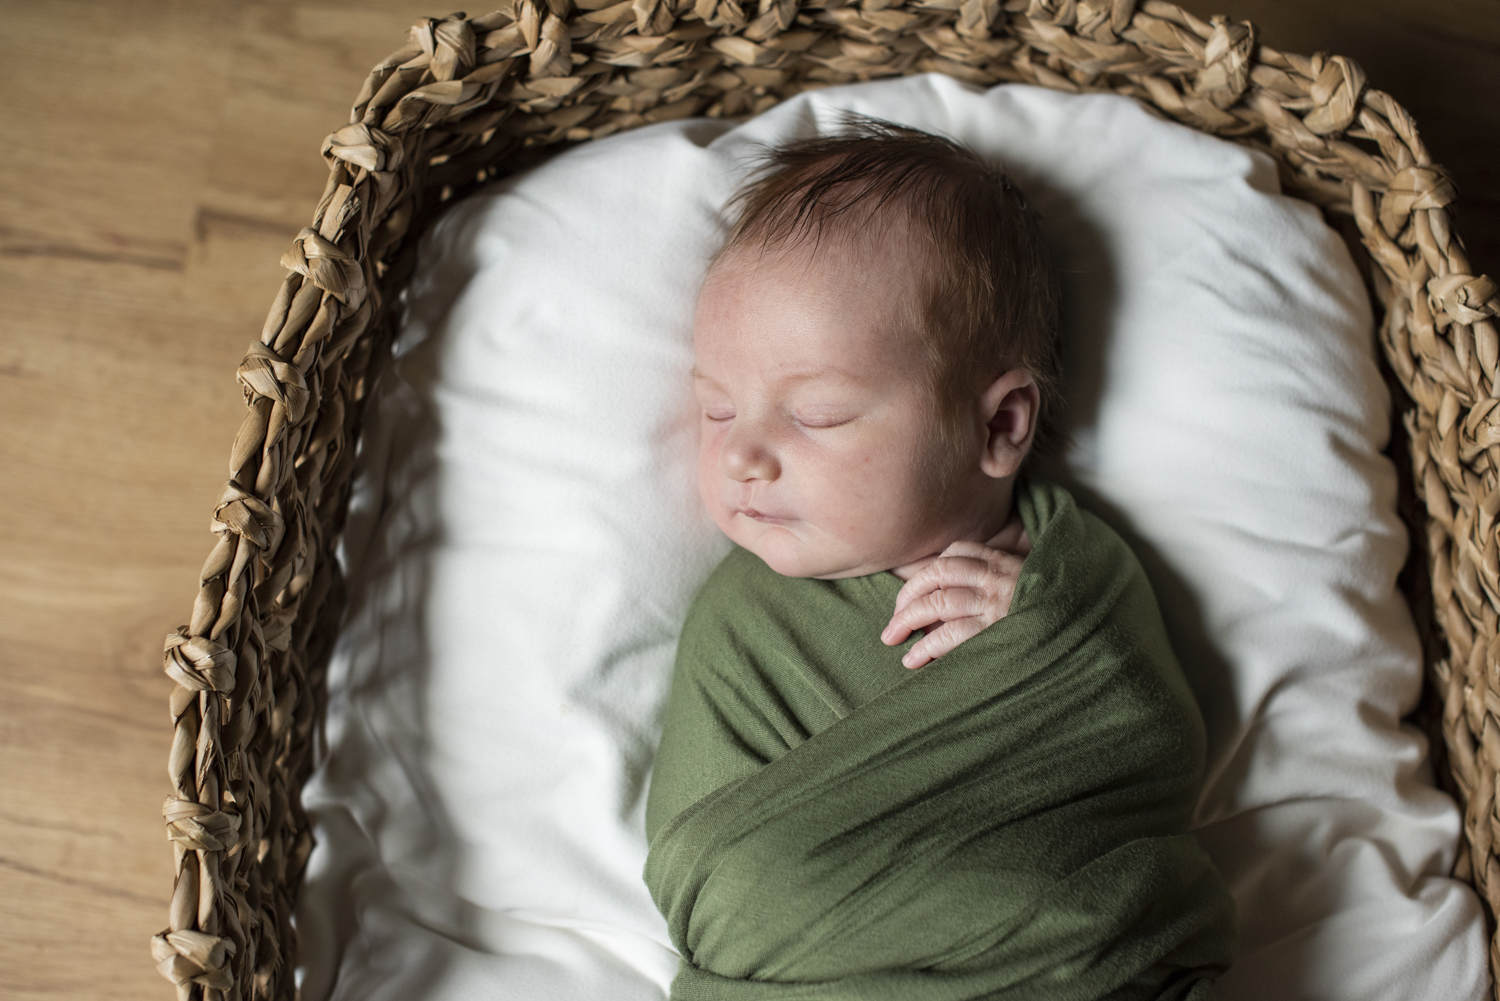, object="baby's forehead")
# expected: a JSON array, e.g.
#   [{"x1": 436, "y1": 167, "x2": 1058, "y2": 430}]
[{"x1": 704, "y1": 216, "x2": 936, "y2": 299}]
